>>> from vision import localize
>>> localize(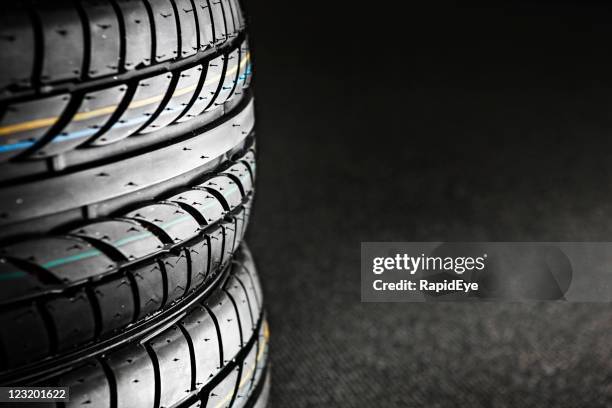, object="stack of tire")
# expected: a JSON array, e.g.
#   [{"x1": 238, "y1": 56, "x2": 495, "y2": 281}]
[{"x1": 0, "y1": 0, "x2": 269, "y2": 407}]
